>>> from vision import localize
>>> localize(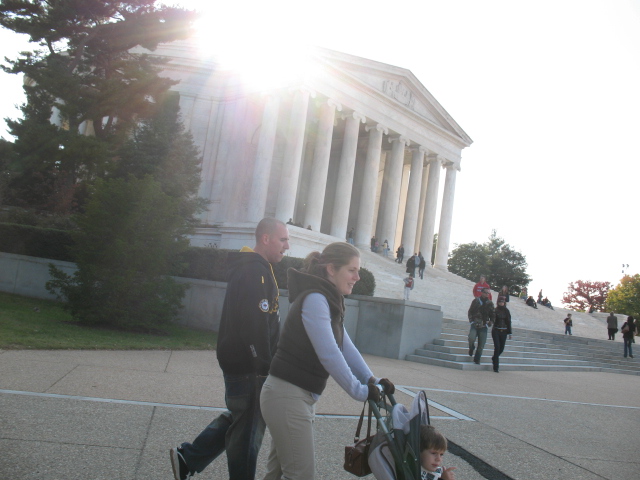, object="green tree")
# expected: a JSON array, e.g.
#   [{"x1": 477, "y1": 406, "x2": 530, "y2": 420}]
[
  {"x1": 47, "y1": 175, "x2": 189, "y2": 330},
  {"x1": 114, "y1": 91, "x2": 207, "y2": 225},
  {"x1": 0, "y1": 0, "x2": 197, "y2": 212},
  {"x1": 448, "y1": 230, "x2": 531, "y2": 293},
  {"x1": 605, "y1": 274, "x2": 640, "y2": 319}
]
